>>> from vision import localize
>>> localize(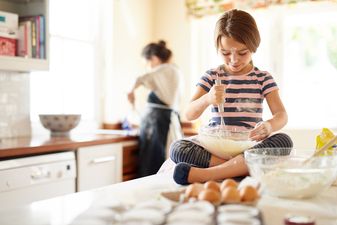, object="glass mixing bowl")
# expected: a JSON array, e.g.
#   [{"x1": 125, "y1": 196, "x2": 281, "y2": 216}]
[
  {"x1": 196, "y1": 125, "x2": 256, "y2": 158},
  {"x1": 244, "y1": 148, "x2": 337, "y2": 199},
  {"x1": 244, "y1": 148, "x2": 294, "y2": 179}
]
